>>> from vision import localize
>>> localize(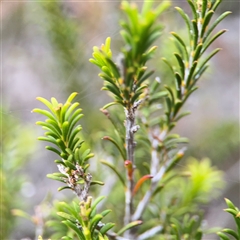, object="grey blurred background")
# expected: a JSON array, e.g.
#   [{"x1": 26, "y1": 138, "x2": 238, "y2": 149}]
[{"x1": 1, "y1": 0, "x2": 239, "y2": 239}]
